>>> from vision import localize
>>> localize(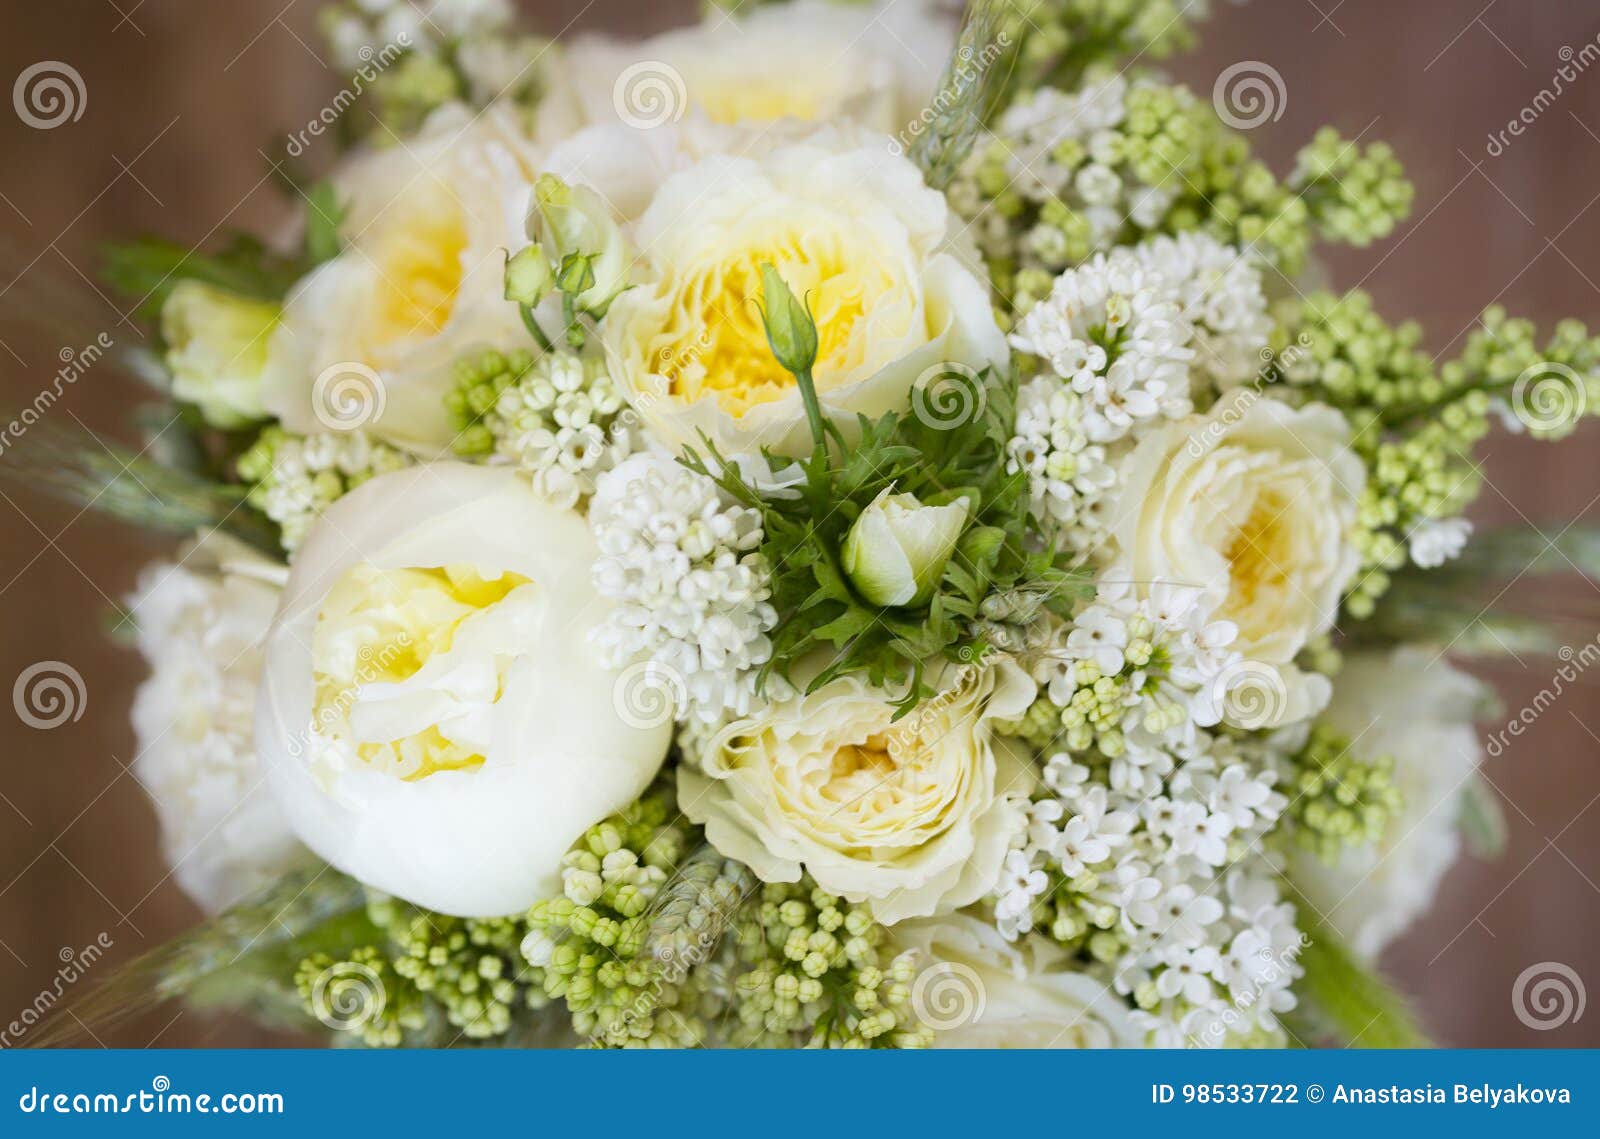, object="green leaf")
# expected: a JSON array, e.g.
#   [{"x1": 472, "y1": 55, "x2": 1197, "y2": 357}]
[
  {"x1": 1292, "y1": 916, "x2": 1431, "y2": 1047},
  {"x1": 102, "y1": 234, "x2": 302, "y2": 322},
  {"x1": 301, "y1": 180, "x2": 347, "y2": 267},
  {"x1": 1459, "y1": 776, "x2": 1508, "y2": 860}
]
